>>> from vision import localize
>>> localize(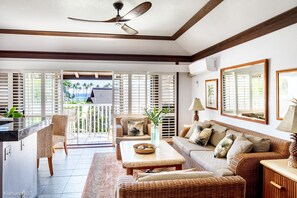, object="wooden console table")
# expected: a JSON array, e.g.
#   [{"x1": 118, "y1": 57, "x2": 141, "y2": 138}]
[{"x1": 261, "y1": 159, "x2": 297, "y2": 198}]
